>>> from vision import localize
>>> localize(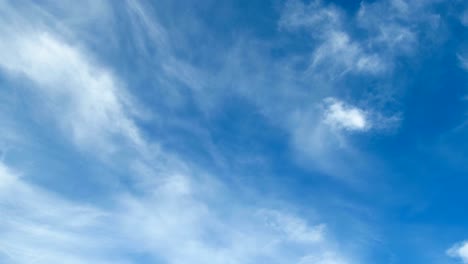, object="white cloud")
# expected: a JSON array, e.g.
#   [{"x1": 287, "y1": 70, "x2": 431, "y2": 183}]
[
  {"x1": 280, "y1": 0, "x2": 386, "y2": 76},
  {"x1": 204, "y1": 0, "x2": 406, "y2": 179},
  {"x1": 286, "y1": 96, "x2": 398, "y2": 178},
  {"x1": 279, "y1": 0, "x2": 341, "y2": 33},
  {"x1": 310, "y1": 31, "x2": 385, "y2": 76},
  {"x1": 323, "y1": 98, "x2": 369, "y2": 131},
  {"x1": 125, "y1": 0, "x2": 169, "y2": 53},
  {"x1": 0, "y1": 31, "x2": 144, "y2": 153},
  {"x1": 0, "y1": 160, "x2": 355, "y2": 264},
  {"x1": 357, "y1": 0, "x2": 441, "y2": 57},
  {"x1": 0, "y1": 1, "x2": 383, "y2": 263},
  {"x1": 447, "y1": 241, "x2": 468, "y2": 263},
  {"x1": 0, "y1": 162, "x2": 130, "y2": 264},
  {"x1": 116, "y1": 167, "x2": 345, "y2": 264},
  {"x1": 0, "y1": 26, "x2": 356, "y2": 259}
]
